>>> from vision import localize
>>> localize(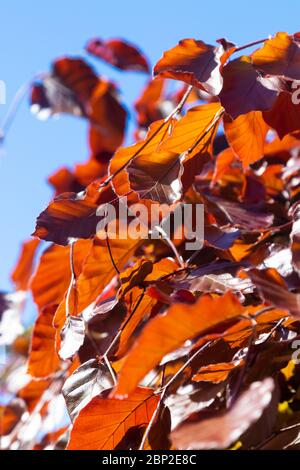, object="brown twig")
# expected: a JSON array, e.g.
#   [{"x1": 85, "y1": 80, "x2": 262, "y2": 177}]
[
  {"x1": 100, "y1": 86, "x2": 194, "y2": 188},
  {"x1": 65, "y1": 241, "x2": 77, "y2": 318}
]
